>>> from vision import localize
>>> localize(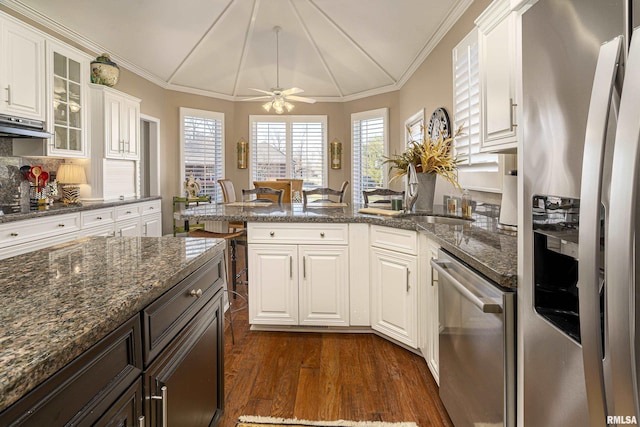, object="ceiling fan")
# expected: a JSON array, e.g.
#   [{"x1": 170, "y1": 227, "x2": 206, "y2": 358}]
[{"x1": 243, "y1": 26, "x2": 316, "y2": 113}]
